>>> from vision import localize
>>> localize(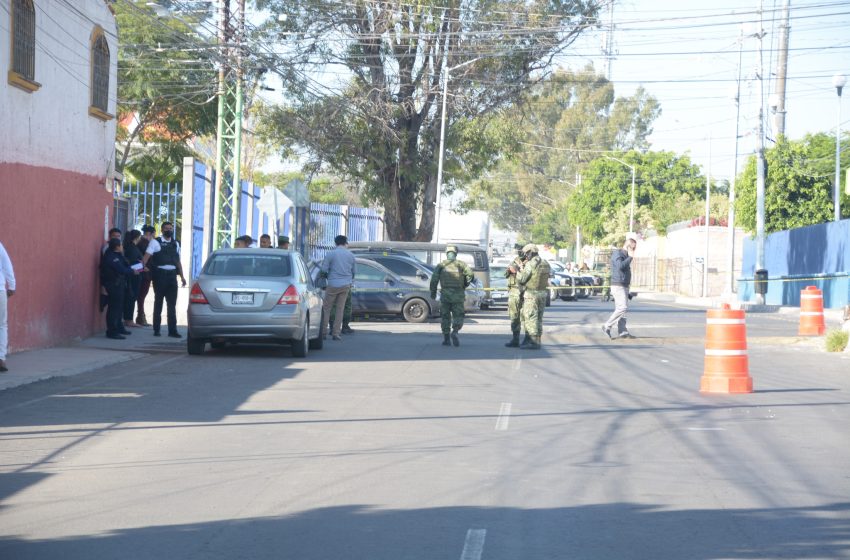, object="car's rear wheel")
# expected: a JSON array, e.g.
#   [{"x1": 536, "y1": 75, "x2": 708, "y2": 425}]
[
  {"x1": 187, "y1": 335, "x2": 205, "y2": 355},
  {"x1": 308, "y1": 312, "x2": 324, "y2": 350},
  {"x1": 402, "y1": 298, "x2": 429, "y2": 323},
  {"x1": 292, "y1": 319, "x2": 309, "y2": 358}
]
